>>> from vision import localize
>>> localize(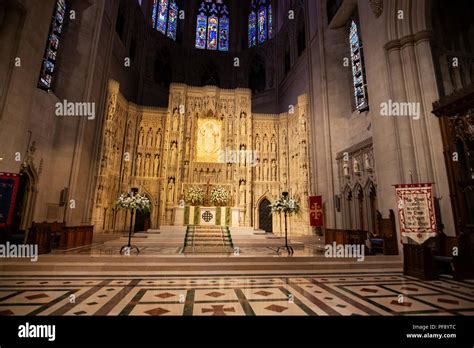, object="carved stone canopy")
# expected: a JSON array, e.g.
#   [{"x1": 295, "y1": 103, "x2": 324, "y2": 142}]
[{"x1": 432, "y1": 84, "x2": 474, "y2": 117}]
